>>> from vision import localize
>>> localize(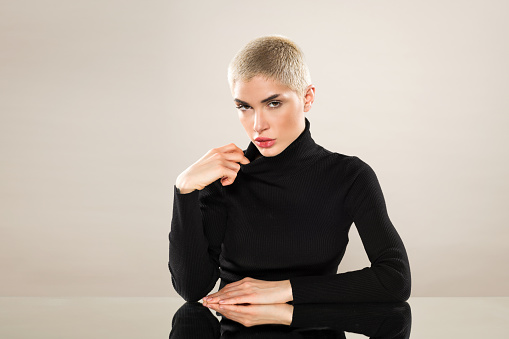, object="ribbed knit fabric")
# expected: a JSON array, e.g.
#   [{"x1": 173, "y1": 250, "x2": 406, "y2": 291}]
[{"x1": 169, "y1": 117, "x2": 411, "y2": 304}]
